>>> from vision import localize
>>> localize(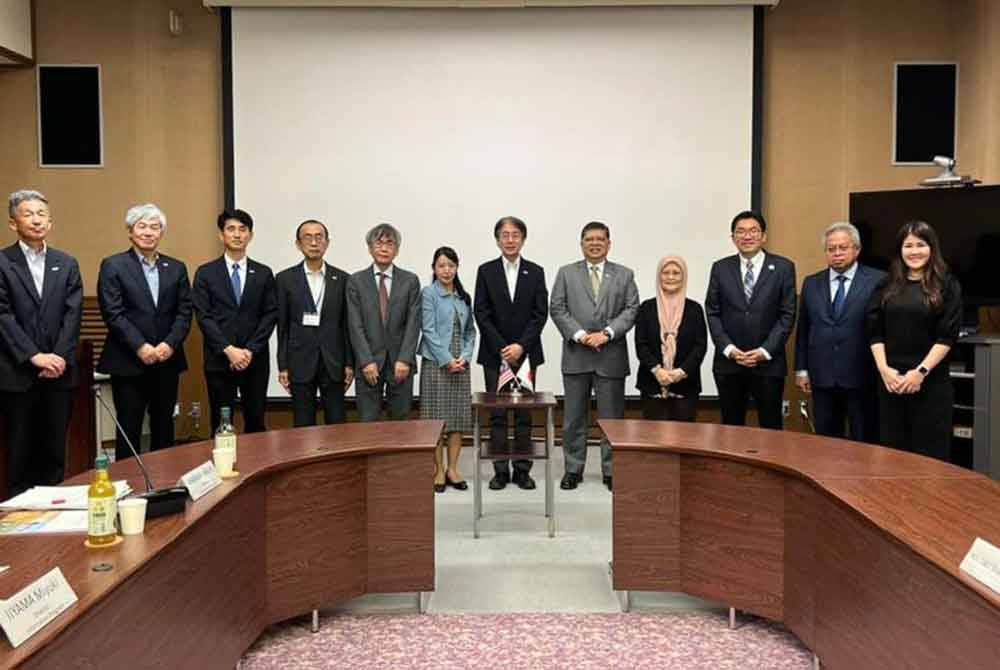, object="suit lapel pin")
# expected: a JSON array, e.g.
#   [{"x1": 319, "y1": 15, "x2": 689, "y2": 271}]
[
  {"x1": 522, "y1": 270, "x2": 528, "y2": 275},
  {"x1": 768, "y1": 264, "x2": 775, "y2": 271},
  {"x1": 161, "y1": 262, "x2": 169, "y2": 268},
  {"x1": 249, "y1": 268, "x2": 255, "y2": 274},
  {"x1": 51, "y1": 266, "x2": 60, "y2": 271}
]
